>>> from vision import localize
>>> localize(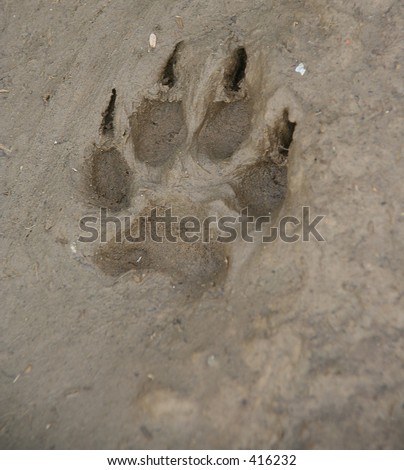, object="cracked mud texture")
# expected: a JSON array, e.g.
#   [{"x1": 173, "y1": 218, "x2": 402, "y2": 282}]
[{"x1": 0, "y1": 0, "x2": 403, "y2": 450}]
